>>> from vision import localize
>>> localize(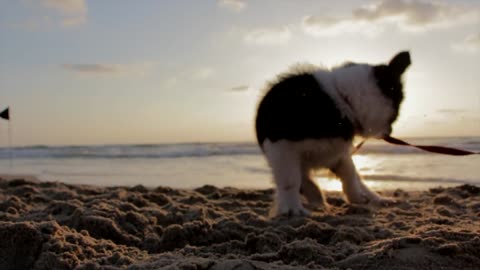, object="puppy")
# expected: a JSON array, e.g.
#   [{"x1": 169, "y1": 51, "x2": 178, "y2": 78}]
[{"x1": 255, "y1": 51, "x2": 411, "y2": 216}]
